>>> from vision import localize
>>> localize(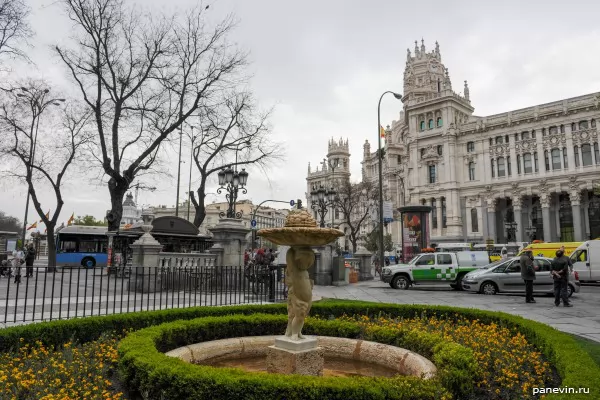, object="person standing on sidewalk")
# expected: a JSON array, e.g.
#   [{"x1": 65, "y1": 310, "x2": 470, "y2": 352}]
[
  {"x1": 520, "y1": 249, "x2": 536, "y2": 303},
  {"x1": 11, "y1": 249, "x2": 24, "y2": 284},
  {"x1": 25, "y1": 243, "x2": 36, "y2": 278},
  {"x1": 551, "y1": 249, "x2": 572, "y2": 307}
]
